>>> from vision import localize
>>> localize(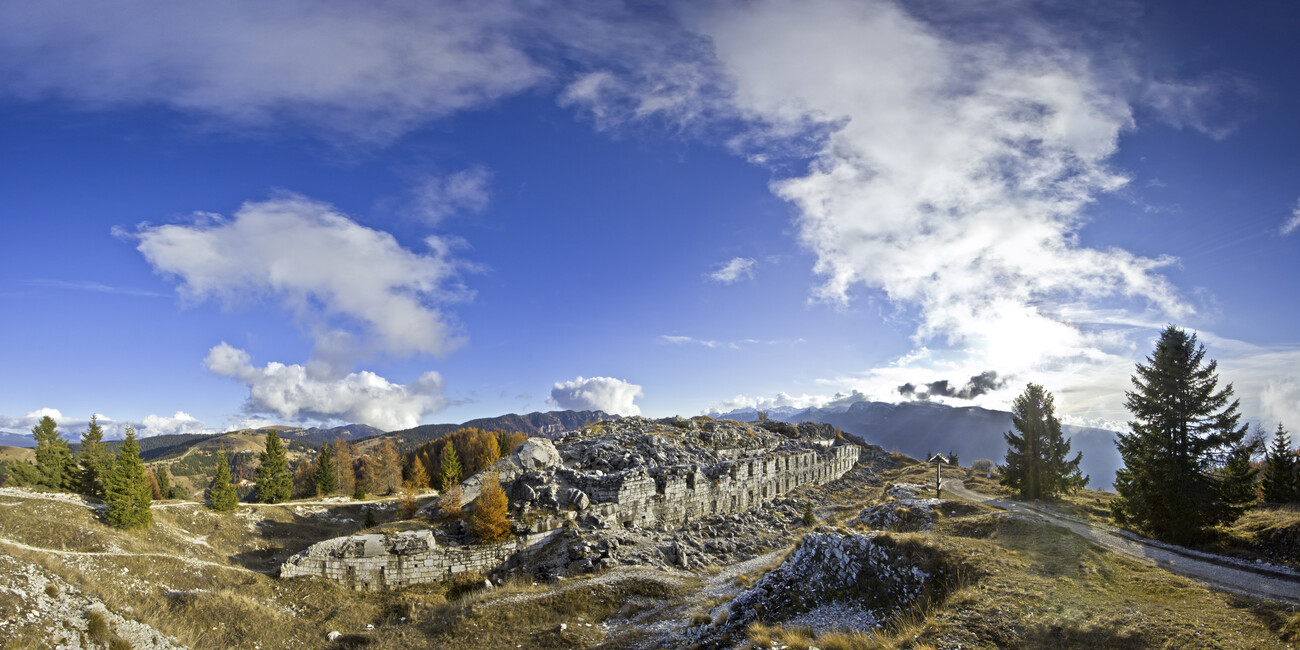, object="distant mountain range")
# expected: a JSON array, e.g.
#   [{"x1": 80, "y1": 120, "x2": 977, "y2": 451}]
[
  {"x1": 716, "y1": 400, "x2": 1124, "y2": 489},
  {"x1": 380, "y1": 410, "x2": 614, "y2": 448},
  {"x1": 0, "y1": 431, "x2": 34, "y2": 448}
]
